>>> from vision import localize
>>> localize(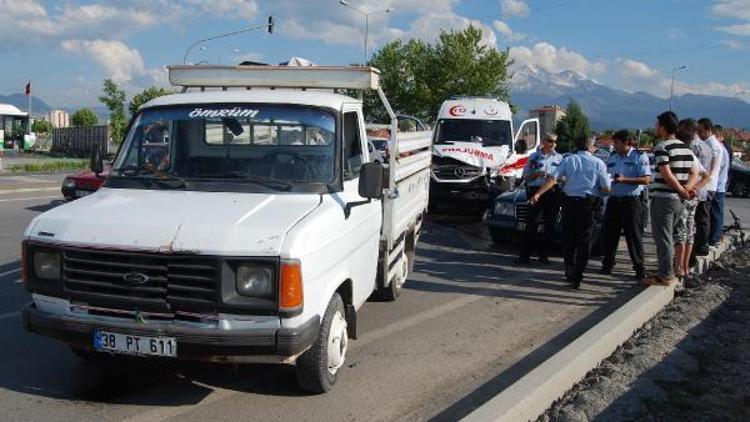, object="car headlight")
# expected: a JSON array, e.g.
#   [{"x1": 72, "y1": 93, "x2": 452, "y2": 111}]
[
  {"x1": 63, "y1": 178, "x2": 76, "y2": 189},
  {"x1": 34, "y1": 251, "x2": 61, "y2": 280},
  {"x1": 494, "y1": 202, "x2": 515, "y2": 217},
  {"x1": 235, "y1": 264, "x2": 274, "y2": 298}
]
